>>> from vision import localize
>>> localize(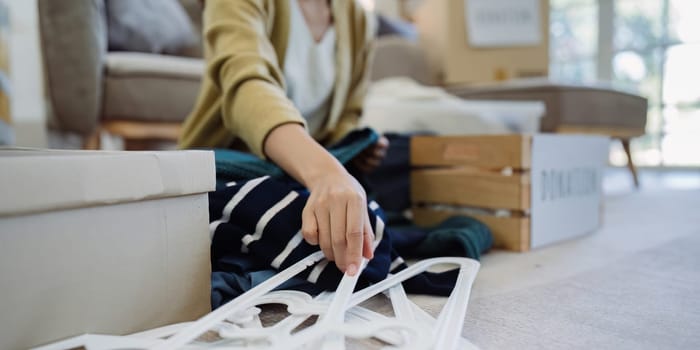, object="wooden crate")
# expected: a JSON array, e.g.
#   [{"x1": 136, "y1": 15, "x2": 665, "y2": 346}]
[{"x1": 410, "y1": 134, "x2": 608, "y2": 252}]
